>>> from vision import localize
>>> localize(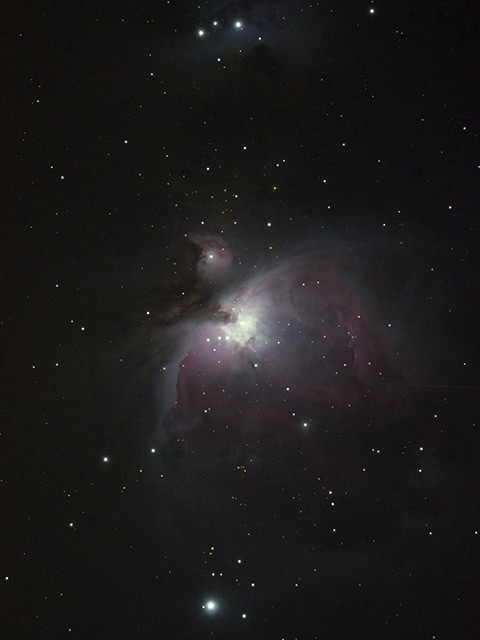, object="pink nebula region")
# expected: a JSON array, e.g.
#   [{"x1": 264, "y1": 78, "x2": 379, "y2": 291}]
[{"x1": 160, "y1": 240, "x2": 403, "y2": 468}]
